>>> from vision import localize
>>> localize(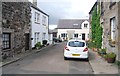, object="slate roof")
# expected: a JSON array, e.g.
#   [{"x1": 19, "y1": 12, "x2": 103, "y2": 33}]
[
  {"x1": 29, "y1": 2, "x2": 49, "y2": 16},
  {"x1": 57, "y1": 19, "x2": 88, "y2": 29}
]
